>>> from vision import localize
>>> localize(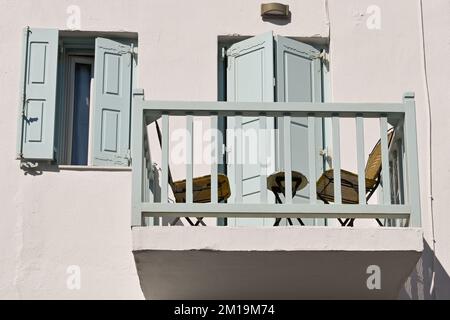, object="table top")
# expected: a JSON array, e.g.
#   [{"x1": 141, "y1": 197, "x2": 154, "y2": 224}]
[{"x1": 267, "y1": 171, "x2": 309, "y2": 195}]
